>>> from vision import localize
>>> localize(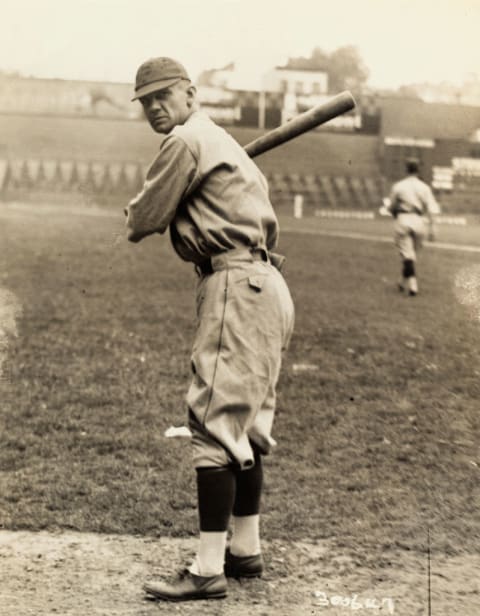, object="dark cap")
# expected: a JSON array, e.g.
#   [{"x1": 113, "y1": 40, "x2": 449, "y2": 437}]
[
  {"x1": 405, "y1": 157, "x2": 420, "y2": 174},
  {"x1": 132, "y1": 57, "x2": 190, "y2": 101}
]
